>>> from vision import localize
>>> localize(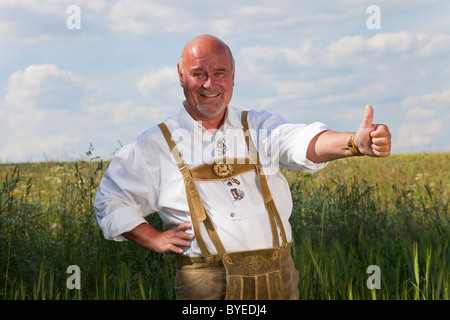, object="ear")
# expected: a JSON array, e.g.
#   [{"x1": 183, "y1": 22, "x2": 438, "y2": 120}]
[{"x1": 177, "y1": 62, "x2": 184, "y2": 86}]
